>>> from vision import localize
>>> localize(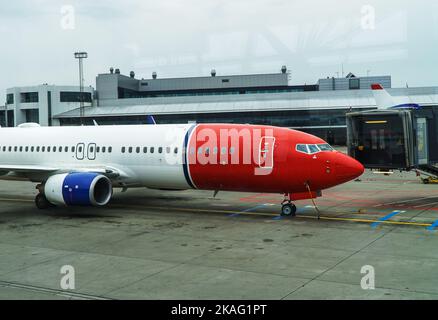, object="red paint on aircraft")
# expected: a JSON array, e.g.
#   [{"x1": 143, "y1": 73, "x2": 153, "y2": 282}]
[{"x1": 186, "y1": 124, "x2": 364, "y2": 200}]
